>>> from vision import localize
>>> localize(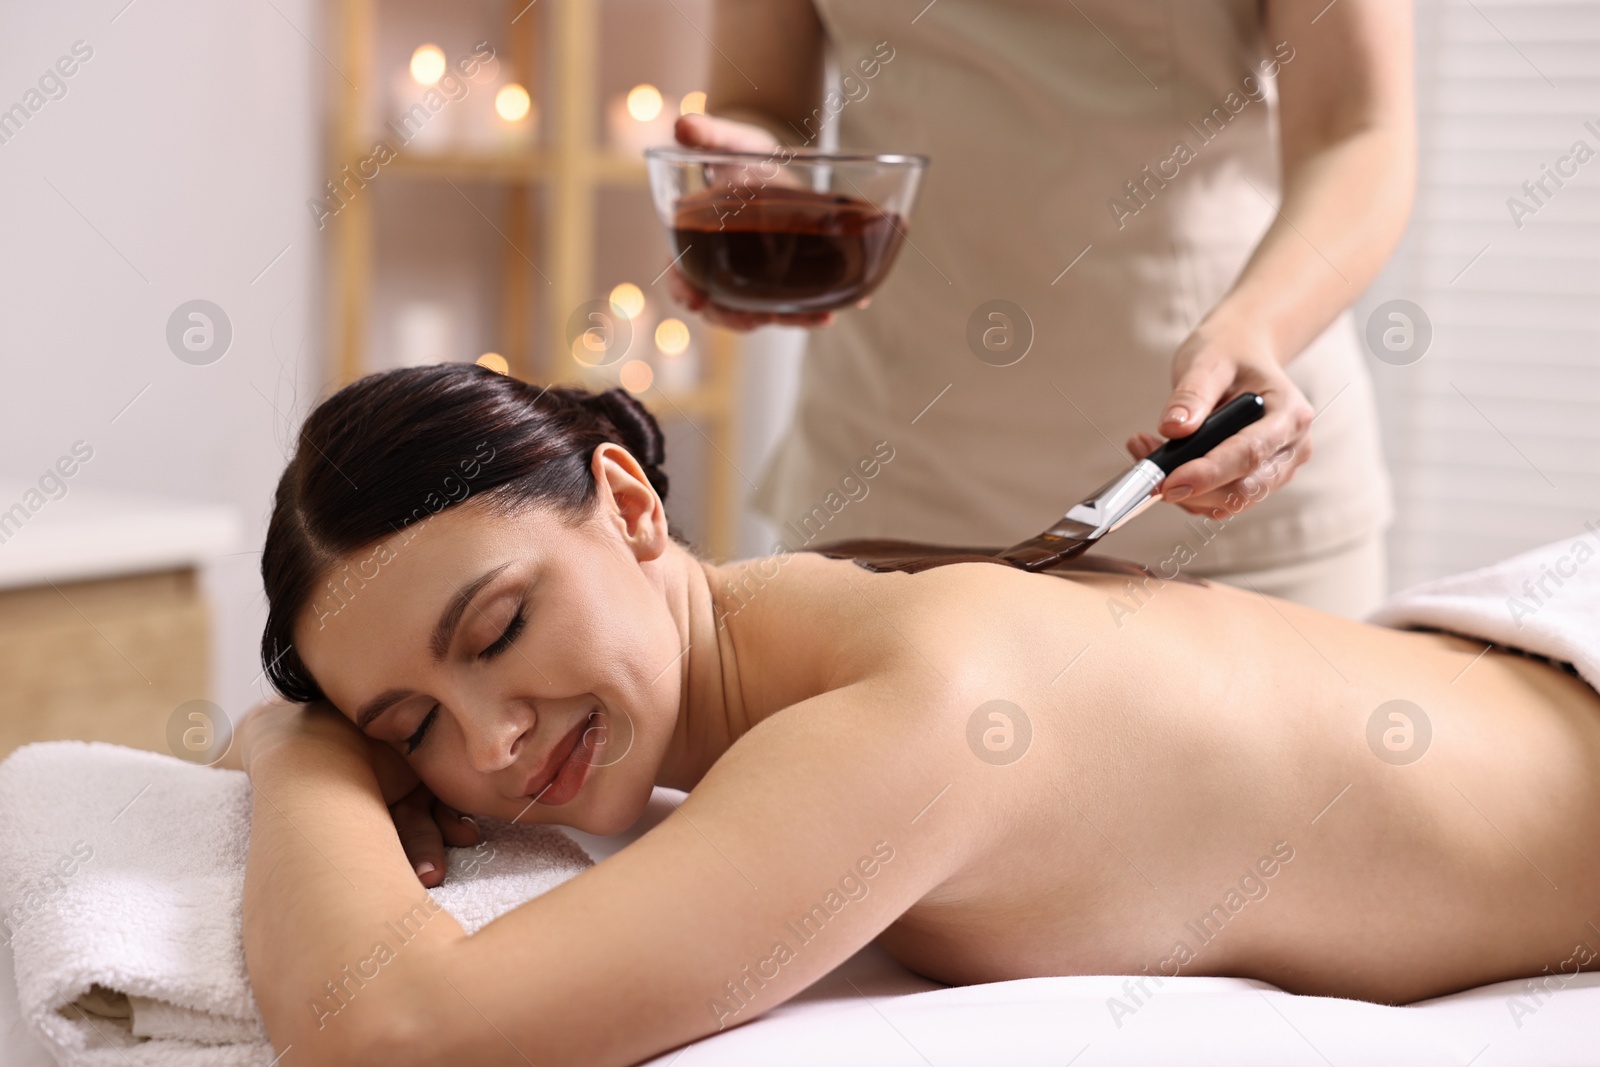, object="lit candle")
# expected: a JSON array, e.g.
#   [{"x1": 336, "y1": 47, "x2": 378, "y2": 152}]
[
  {"x1": 655, "y1": 318, "x2": 690, "y2": 356},
  {"x1": 620, "y1": 359, "x2": 655, "y2": 394},
  {"x1": 482, "y1": 81, "x2": 534, "y2": 150},
  {"x1": 609, "y1": 282, "x2": 645, "y2": 320},
  {"x1": 395, "y1": 302, "x2": 454, "y2": 368},
  {"x1": 572, "y1": 331, "x2": 605, "y2": 367},
  {"x1": 496, "y1": 83, "x2": 531, "y2": 122},
  {"x1": 654, "y1": 317, "x2": 698, "y2": 394},
  {"x1": 392, "y1": 43, "x2": 460, "y2": 152},
  {"x1": 627, "y1": 84, "x2": 663, "y2": 122},
  {"x1": 606, "y1": 84, "x2": 677, "y2": 156},
  {"x1": 410, "y1": 44, "x2": 446, "y2": 86}
]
